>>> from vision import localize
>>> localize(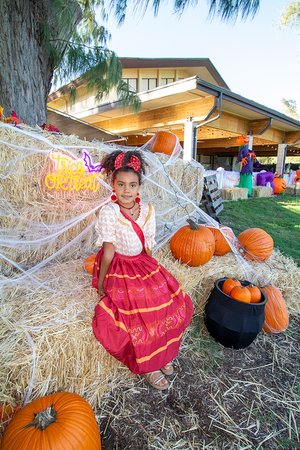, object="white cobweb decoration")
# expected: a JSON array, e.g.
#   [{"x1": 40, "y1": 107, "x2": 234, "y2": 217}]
[
  {"x1": 0, "y1": 122, "x2": 272, "y2": 291},
  {"x1": 0, "y1": 122, "x2": 274, "y2": 406}
]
